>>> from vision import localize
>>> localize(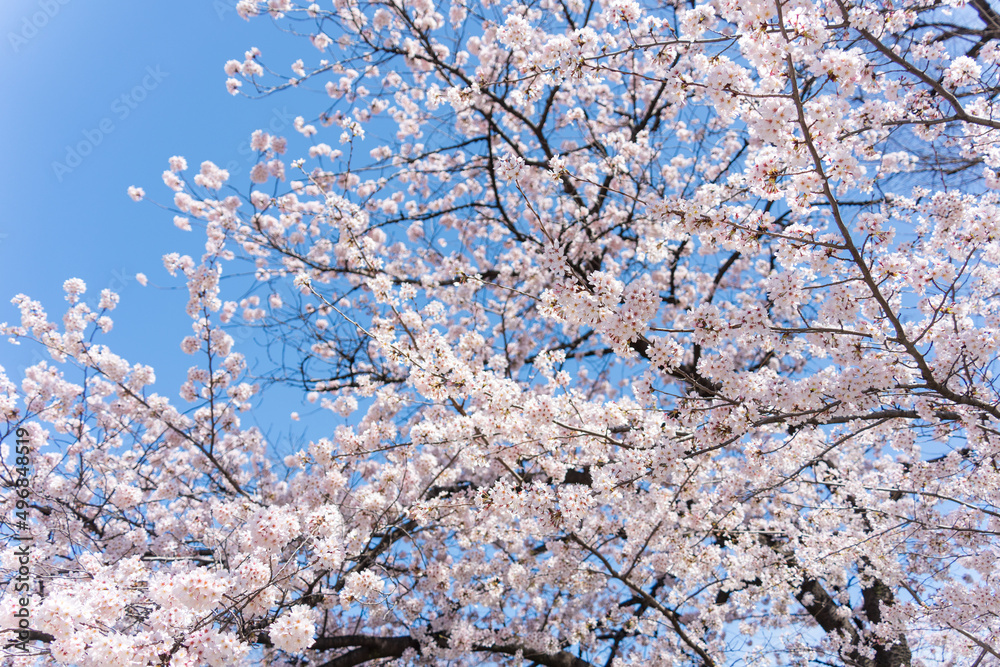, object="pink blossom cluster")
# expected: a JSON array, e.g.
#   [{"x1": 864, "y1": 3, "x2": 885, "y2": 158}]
[{"x1": 6, "y1": 0, "x2": 1000, "y2": 664}]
